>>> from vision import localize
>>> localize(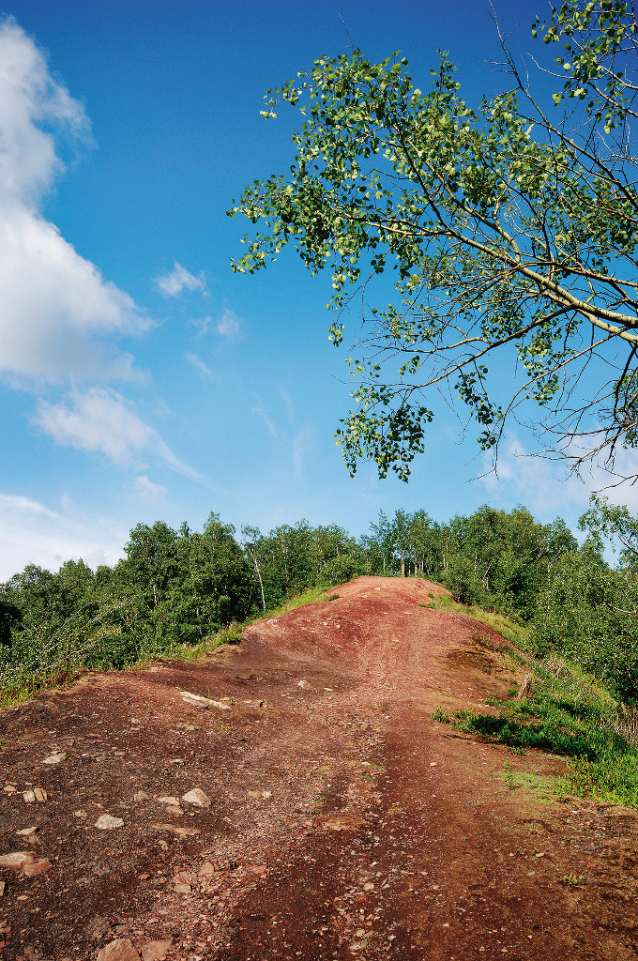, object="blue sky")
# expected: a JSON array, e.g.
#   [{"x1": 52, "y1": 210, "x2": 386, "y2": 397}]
[{"x1": 0, "y1": 0, "x2": 634, "y2": 579}]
